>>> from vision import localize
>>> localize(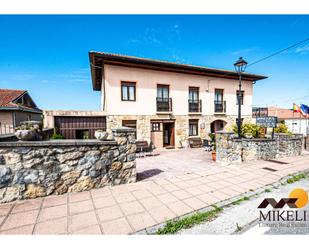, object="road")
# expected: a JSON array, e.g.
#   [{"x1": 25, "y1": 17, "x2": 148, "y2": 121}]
[{"x1": 179, "y1": 178, "x2": 309, "y2": 235}]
